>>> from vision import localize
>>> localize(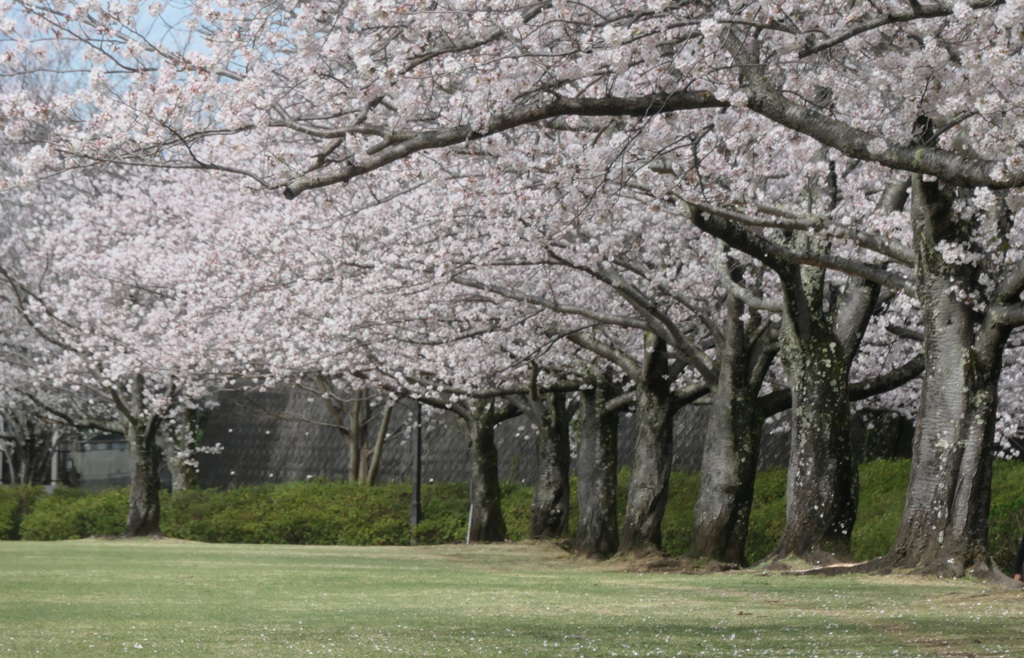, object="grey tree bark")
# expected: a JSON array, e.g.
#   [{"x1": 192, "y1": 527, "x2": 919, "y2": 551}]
[
  {"x1": 463, "y1": 398, "x2": 517, "y2": 542},
  {"x1": 773, "y1": 316, "x2": 855, "y2": 557},
  {"x1": 574, "y1": 371, "x2": 620, "y2": 558},
  {"x1": 0, "y1": 413, "x2": 57, "y2": 485},
  {"x1": 125, "y1": 414, "x2": 163, "y2": 536},
  {"x1": 768, "y1": 266, "x2": 877, "y2": 560},
  {"x1": 721, "y1": 38, "x2": 1024, "y2": 570},
  {"x1": 117, "y1": 374, "x2": 165, "y2": 537},
  {"x1": 883, "y1": 175, "x2": 1010, "y2": 575},
  {"x1": 691, "y1": 284, "x2": 776, "y2": 564},
  {"x1": 513, "y1": 389, "x2": 572, "y2": 539},
  {"x1": 765, "y1": 154, "x2": 889, "y2": 561},
  {"x1": 619, "y1": 333, "x2": 678, "y2": 556},
  {"x1": 365, "y1": 400, "x2": 394, "y2": 486},
  {"x1": 158, "y1": 407, "x2": 198, "y2": 493},
  {"x1": 687, "y1": 190, "x2": 905, "y2": 562},
  {"x1": 161, "y1": 437, "x2": 196, "y2": 493}
]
